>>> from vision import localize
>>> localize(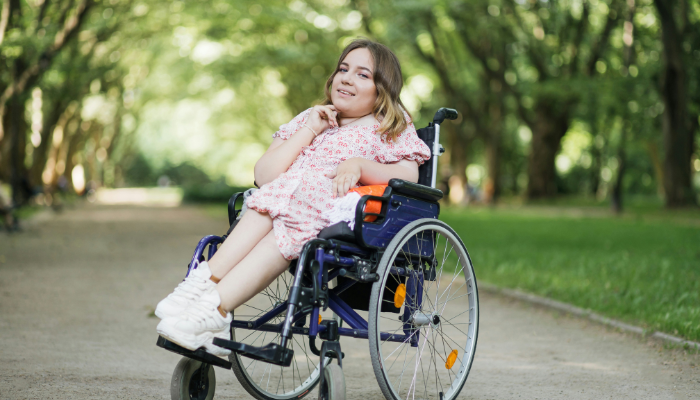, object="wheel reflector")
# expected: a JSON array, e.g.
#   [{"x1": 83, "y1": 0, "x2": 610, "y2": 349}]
[
  {"x1": 445, "y1": 349, "x2": 458, "y2": 369},
  {"x1": 318, "y1": 315, "x2": 322, "y2": 324},
  {"x1": 394, "y1": 283, "x2": 406, "y2": 308}
]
